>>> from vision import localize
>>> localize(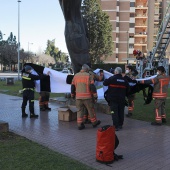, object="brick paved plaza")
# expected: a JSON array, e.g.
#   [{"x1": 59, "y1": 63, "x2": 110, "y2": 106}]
[{"x1": 1, "y1": 93, "x2": 170, "y2": 170}]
